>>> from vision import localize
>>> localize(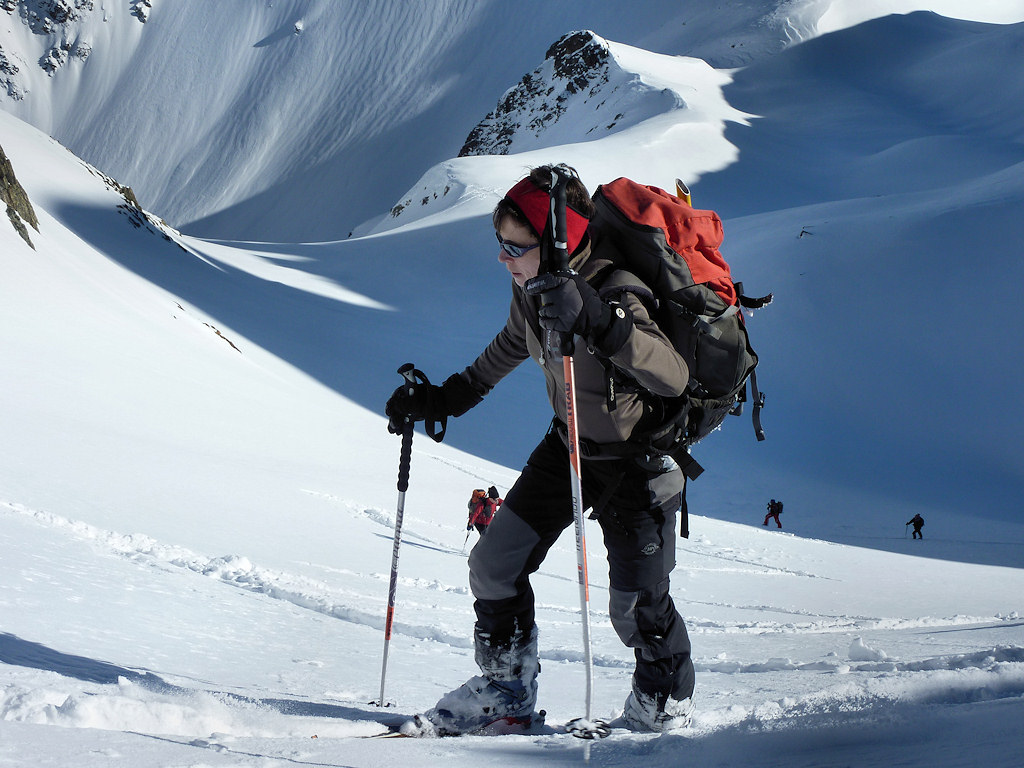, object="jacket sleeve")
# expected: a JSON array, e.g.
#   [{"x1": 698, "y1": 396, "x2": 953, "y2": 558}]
[
  {"x1": 602, "y1": 289, "x2": 689, "y2": 398},
  {"x1": 459, "y1": 290, "x2": 531, "y2": 396}
]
